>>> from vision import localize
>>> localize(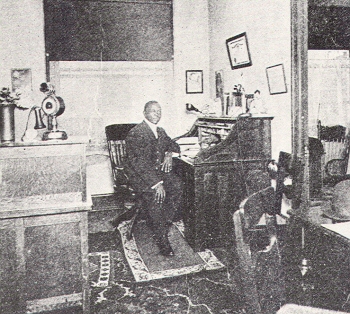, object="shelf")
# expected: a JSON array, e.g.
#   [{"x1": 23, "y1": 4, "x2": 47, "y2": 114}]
[{"x1": 198, "y1": 125, "x2": 232, "y2": 130}]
